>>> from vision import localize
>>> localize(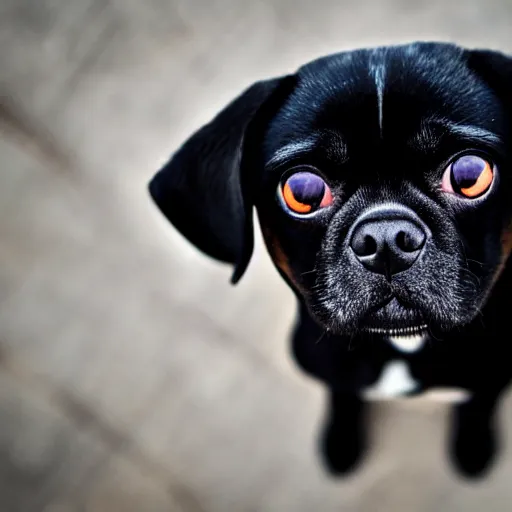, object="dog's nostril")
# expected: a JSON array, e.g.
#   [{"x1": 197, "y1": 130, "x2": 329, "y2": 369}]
[
  {"x1": 362, "y1": 235, "x2": 378, "y2": 256},
  {"x1": 395, "y1": 227, "x2": 425, "y2": 253},
  {"x1": 352, "y1": 233, "x2": 378, "y2": 257},
  {"x1": 396, "y1": 231, "x2": 414, "y2": 252}
]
